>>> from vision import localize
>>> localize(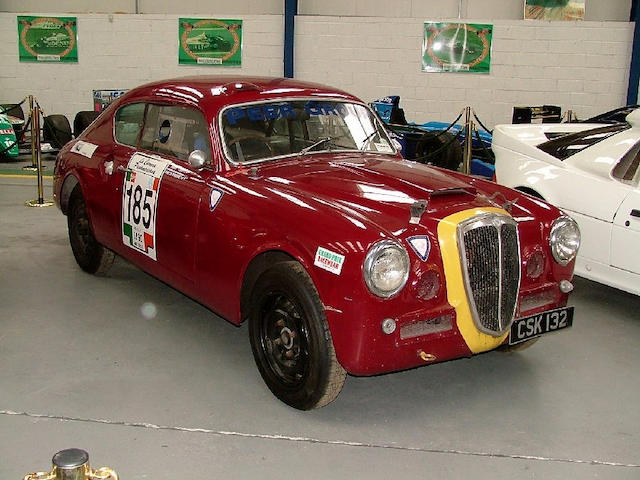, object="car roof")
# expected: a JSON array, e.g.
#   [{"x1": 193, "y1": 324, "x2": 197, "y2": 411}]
[{"x1": 121, "y1": 76, "x2": 361, "y2": 115}]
